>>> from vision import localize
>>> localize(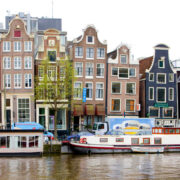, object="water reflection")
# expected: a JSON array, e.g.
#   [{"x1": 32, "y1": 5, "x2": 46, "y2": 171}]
[{"x1": 0, "y1": 154, "x2": 180, "y2": 179}]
